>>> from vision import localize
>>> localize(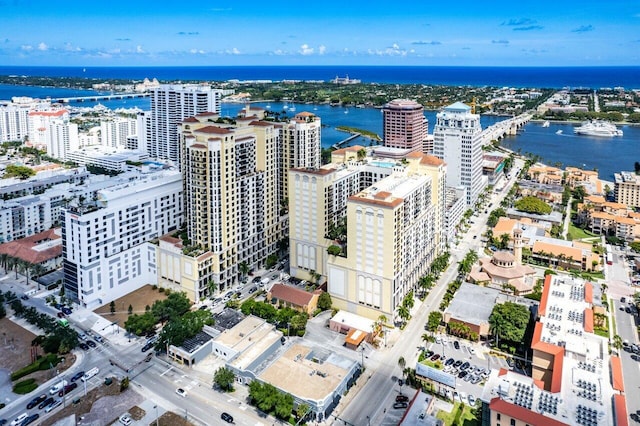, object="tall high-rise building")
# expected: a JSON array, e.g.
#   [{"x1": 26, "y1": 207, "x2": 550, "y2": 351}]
[
  {"x1": 142, "y1": 84, "x2": 222, "y2": 167},
  {"x1": 62, "y1": 170, "x2": 183, "y2": 308},
  {"x1": 100, "y1": 117, "x2": 137, "y2": 148},
  {"x1": 382, "y1": 99, "x2": 428, "y2": 153},
  {"x1": 0, "y1": 98, "x2": 41, "y2": 143},
  {"x1": 28, "y1": 108, "x2": 79, "y2": 160},
  {"x1": 156, "y1": 113, "x2": 289, "y2": 299},
  {"x1": 433, "y1": 101, "x2": 485, "y2": 206},
  {"x1": 289, "y1": 147, "x2": 446, "y2": 320},
  {"x1": 278, "y1": 111, "x2": 322, "y2": 200}
]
